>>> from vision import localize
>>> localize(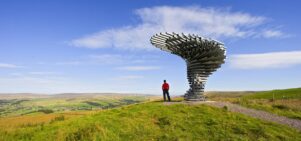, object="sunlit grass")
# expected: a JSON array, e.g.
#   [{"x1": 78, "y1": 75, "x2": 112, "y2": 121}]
[
  {"x1": 0, "y1": 101, "x2": 300, "y2": 141},
  {"x1": 207, "y1": 88, "x2": 301, "y2": 119},
  {"x1": 0, "y1": 110, "x2": 98, "y2": 132}
]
